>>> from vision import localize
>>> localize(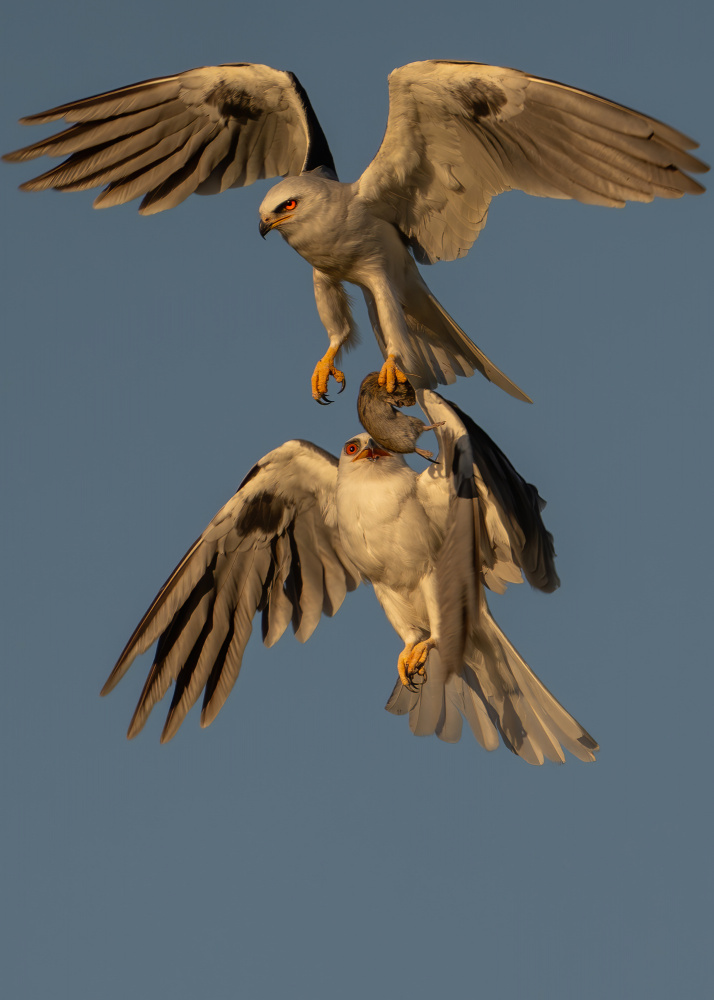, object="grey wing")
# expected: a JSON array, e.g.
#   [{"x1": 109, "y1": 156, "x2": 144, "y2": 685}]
[
  {"x1": 395, "y1": 392, "x2": 596, "y2": 761},
  {"x1": 358, "y1": 60, "x2": 708, "y2": 264},
  {"x1": 415, "y1": 391, "x2": 482, "y2": 678},
  {"x1": 4, "y1": 63, "x2": 336, "y2": 214},
  {"x1": 417, "y1": 389, "x2": 558, "y2": 595},
  {"x1": 102, "y1": 440, "x2": 360, "y2": 742},
  {"x1": 444, "y1": 397, "x2": 559, "y2": 593},
  {"x1": 418, "y1": 389, "x2": 558, "y2": 594}
]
